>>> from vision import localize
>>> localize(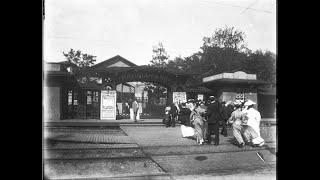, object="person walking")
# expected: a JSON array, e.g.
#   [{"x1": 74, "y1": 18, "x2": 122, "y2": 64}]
[
  {"x1": 242, "y1": 99, "x2": 265, "y2": 146},
  {"x1": 228, "y1": 100, "x2": 264, "y2": 148},
  {"x1": 228, "y1": 100, "x2": 246, "y2": 148},
  {"x1": 205, "y1": 96, "x2": 222, "y2": 145},
  {"x1": 132, "y1": 98, "x2": 139, "y2": 122},
  {"x1": 190, "y1": 103, "x2": 206, "y2": 145},
  {"x1": 170, "y1": 103, "x2": 178, "y2": 127},
  {"x1": 179, "y1": 102, "x2": 194, "y2": 137},
  {"x1": 164, "y1": 103, "x2": 172, "y2": 127}
]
